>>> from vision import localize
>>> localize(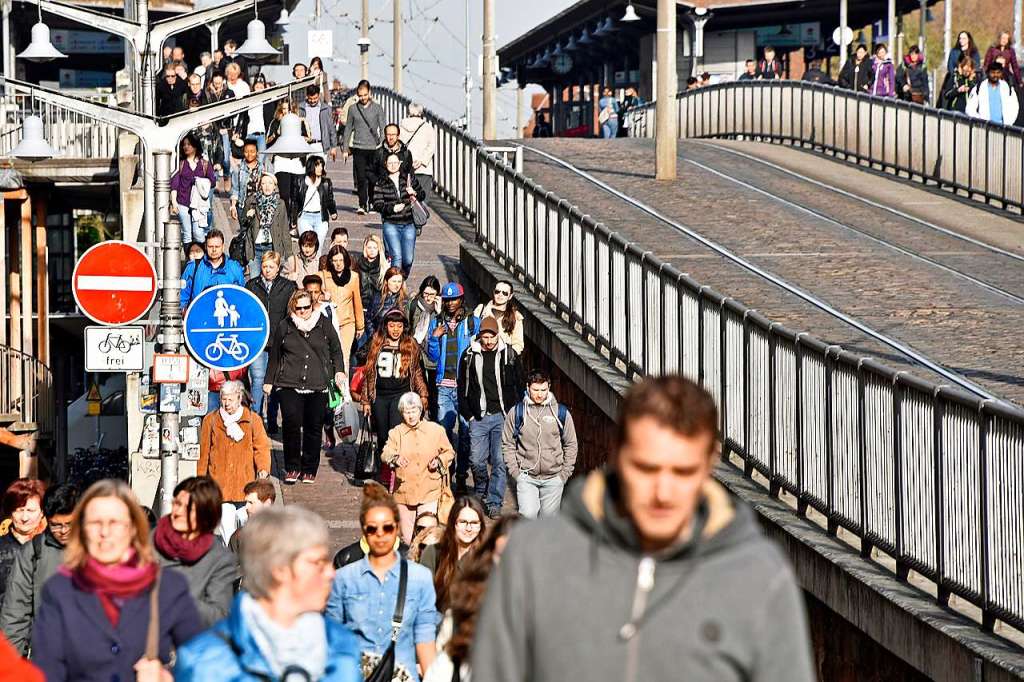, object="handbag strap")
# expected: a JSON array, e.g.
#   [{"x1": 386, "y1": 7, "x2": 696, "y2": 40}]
[
  {"x1": 391, "y1": 559, "x2": 409, "y2": 641},
  {"x1": 145, "y1": 568, "x2": 162, "y2": 660}
]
